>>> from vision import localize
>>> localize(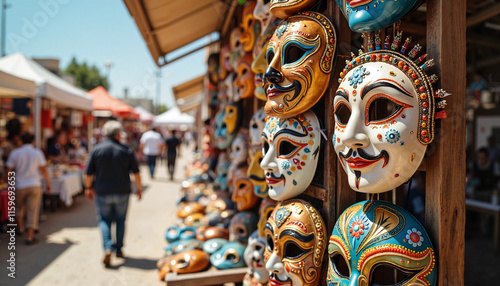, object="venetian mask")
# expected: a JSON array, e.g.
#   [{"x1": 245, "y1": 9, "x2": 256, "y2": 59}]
[
  {"x1": 252, "y1": 17, "x2": 280, "y2": 101},
  {"x1": 250, "y1": 108, "x2": 267, "y2": 146},
  {"x1": 257, "y1": 197, "x2": 277, "y2": 236},
  {"x1": 203, "y1": 238, "x2": 229, "y2": 254},
  {"x1": 254, "y1": 0, "x2": 272, "y2": 34},
  {"x1": 165, "y1": 239, "x2": 203, "y2": 256},
  {"x1": 260, "y1": 110, "x2": 322, "y2": 201},
  {"x1": 240, "y1": 0, "x2": 260, "y2": 53},
  {"x1": 270, "y1": 0, "x2": 318, "y2": 19},
  {"x1": 264, "y1": 199, "x2": 326, "y2": 286},
  {"x1": 211, "y1": 242, "x2": 248, "y2": 269},
  {"x1": 264, "y1": 12, "x2": 336, "y2": 118},
  {"x1": 235, "y1": 53, "x2": 256, "y2": 100},
  {"x1": 328, "y1": 200, "x2": 436, "y2": 286},
  {"x1": 232, "y1": 165, "x2": 260, "y2": 211},
  {"x1": 215, "y1": 152, "x2": 231, "y2": 191},
  {"x1": 176, "y1": 202, "x2": 205, "y2": 218},
  {"x1": 229, "y1": 211, "x2": 259, "y2": 245},
  {"x1": 244, "y1": 230, "x2": 268, "y2": 284},
  {"x1": 336, "y1": 0, "x2": 420, "y2": 32},
  {"x1": 196, "y1": 226, "x2": 230, "y2": 242},
  {"x1": 248, "y1": 146, "x2": 268, "y2": 198},
  {"x1": 230, "y1": 27, "x2": 244, "y2": 70},
  {"x1": 231, "y1": 130, "x2": 250, "y2": 167},
  {"x1": 160, "y1": 249, "x2": 211, "y2": 275}
]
